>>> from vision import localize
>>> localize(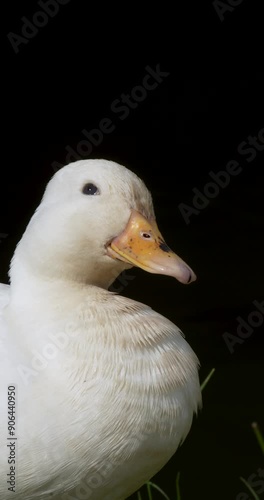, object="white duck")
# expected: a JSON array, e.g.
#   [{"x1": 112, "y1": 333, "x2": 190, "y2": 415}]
[{"x1": 0, "y1": 159, "x2": 201, "y2": 500}]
